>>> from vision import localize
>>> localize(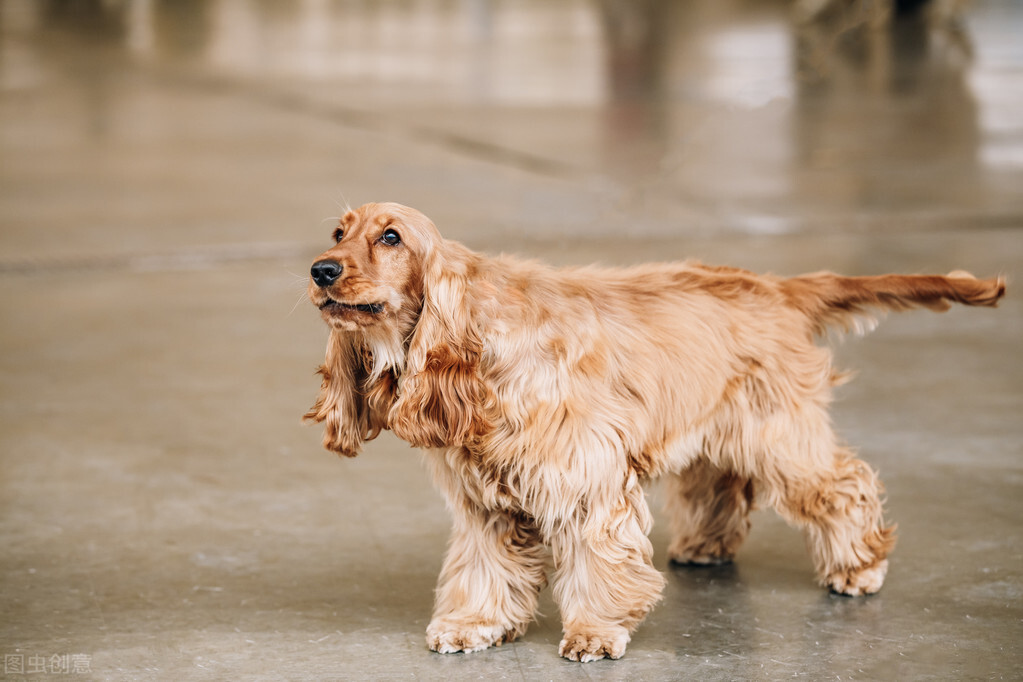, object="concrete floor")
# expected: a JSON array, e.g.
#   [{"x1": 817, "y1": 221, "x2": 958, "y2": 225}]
[{"x1": 1, "y1": 0, "x2": 1021, "y2": 679}]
